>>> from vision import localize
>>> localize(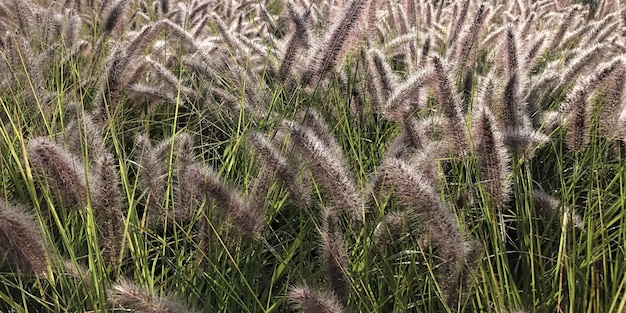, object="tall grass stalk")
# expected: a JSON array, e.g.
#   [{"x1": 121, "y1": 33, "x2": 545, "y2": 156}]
[{"x1": 0, "y1": 0, "x2": 625, "y2": 312}]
